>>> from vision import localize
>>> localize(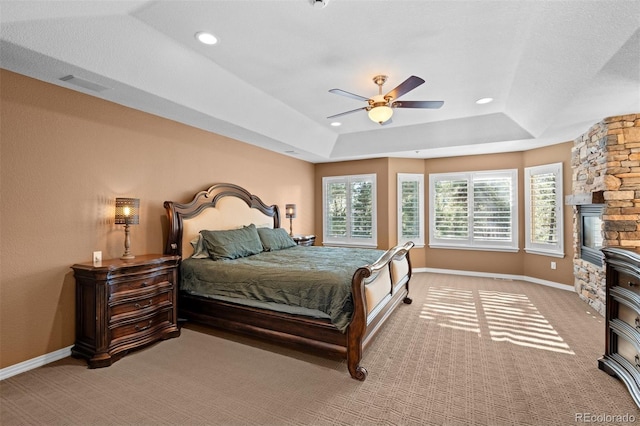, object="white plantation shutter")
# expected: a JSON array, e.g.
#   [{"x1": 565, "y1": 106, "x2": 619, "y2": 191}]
[
  {"x1": 323, "y1": 174, "x2": 377, "y2": 247},
  {"x1": 473, "y1": 174, "x2": 513, "y2": 242},
  {"x1": 525, "y1": 163, "x2": 564, "y2": 257},
  {"x1": 433, "y1": 176, "x2": 469, "y2": 240},
  {"x1": 398, "y1": 174, "x2": 424, "y2": 246},
  {"x1": 325, "y1": 181, "x2": 347, "y2": 238},
  {"x1": 430, "y1": 170, "x2": 518, "y2": 251},
  {"x1": 349, "y1": 178, "x2": 374, "y2": 239}
]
